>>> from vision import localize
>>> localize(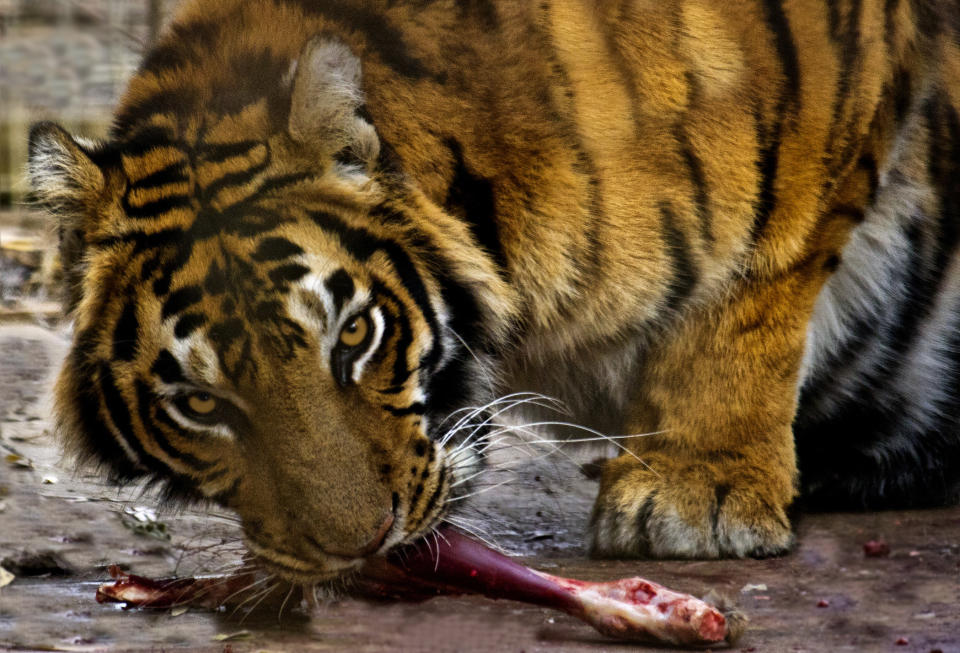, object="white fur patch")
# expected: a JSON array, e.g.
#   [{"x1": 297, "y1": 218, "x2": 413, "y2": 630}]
[
  {"x1": 801, "y1": 104, "x2": 940, "y2": 430},
  {"x1": 351, "y1": 306, "x2": 385, "y2": 383}
]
